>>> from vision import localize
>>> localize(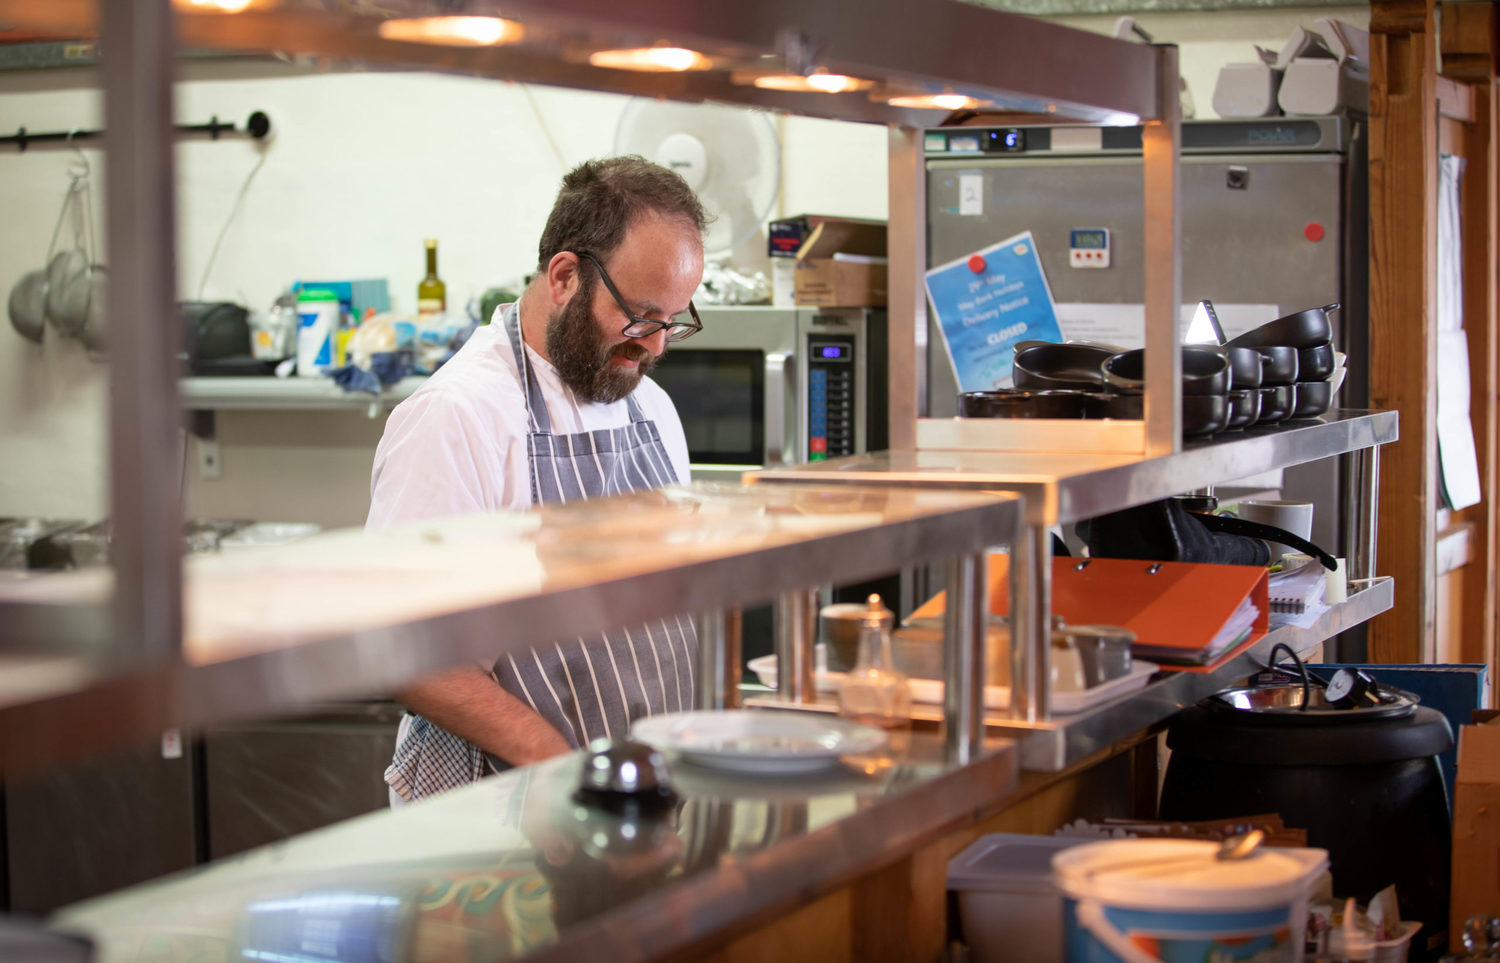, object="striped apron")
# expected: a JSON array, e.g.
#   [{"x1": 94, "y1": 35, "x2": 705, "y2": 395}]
[{"x1": 386, "y1": 304, "x2": 697, "y2": 803}]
